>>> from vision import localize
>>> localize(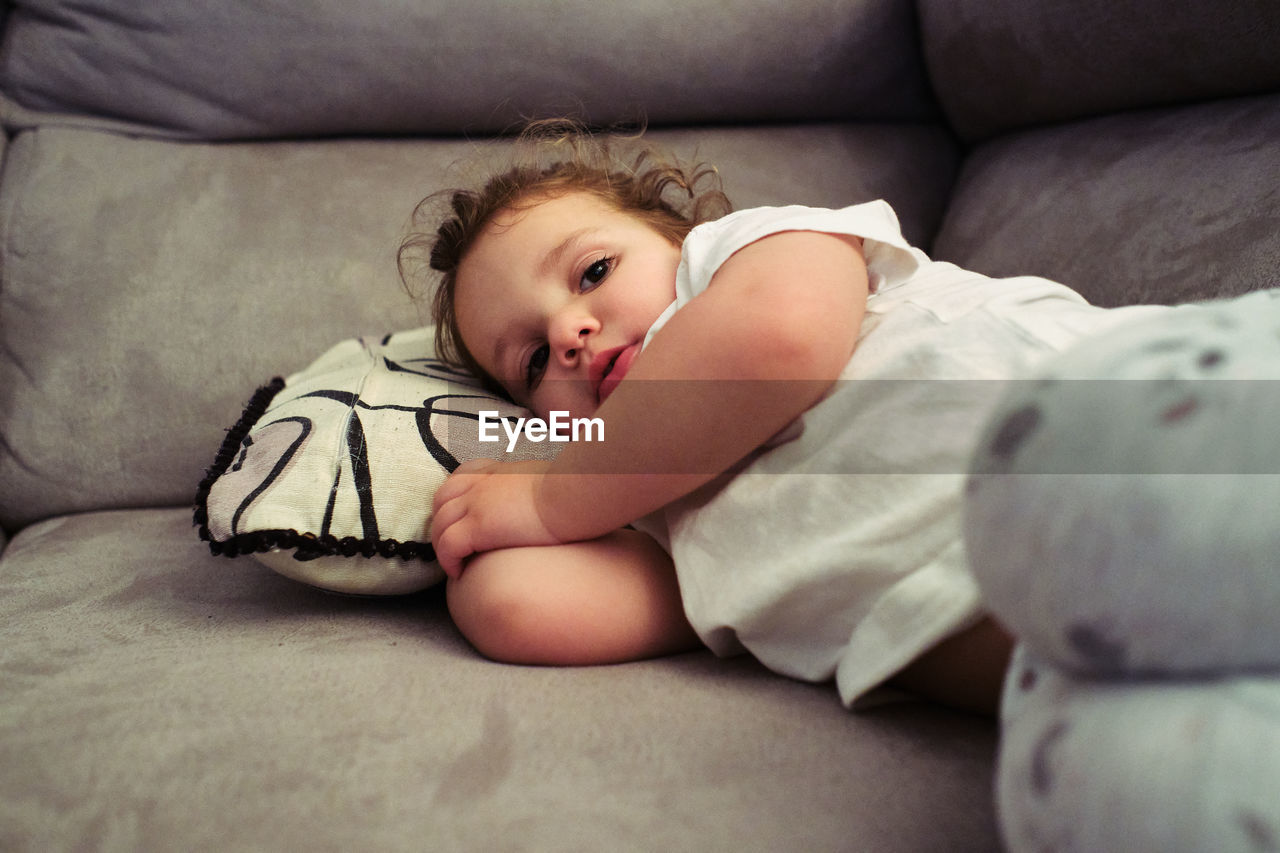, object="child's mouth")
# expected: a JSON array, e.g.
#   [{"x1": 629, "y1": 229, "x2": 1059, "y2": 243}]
[{"x1": 596, "y1": 344, "x2": 637, "y2": 403}]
